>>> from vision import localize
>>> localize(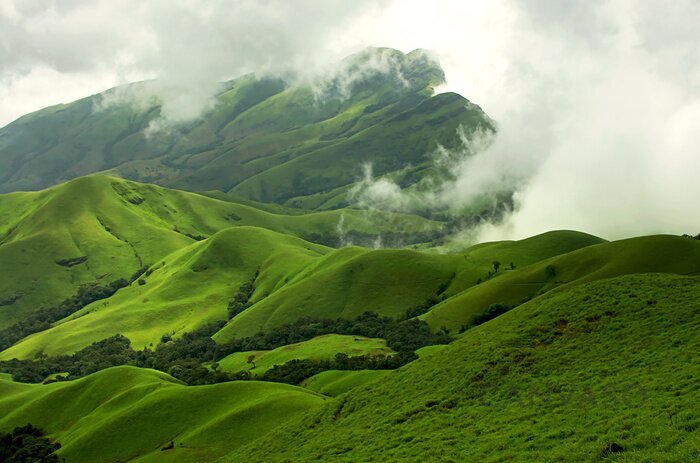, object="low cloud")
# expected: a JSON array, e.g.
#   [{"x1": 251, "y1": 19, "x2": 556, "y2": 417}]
[{"x1": 2, "y1": 0, "x2": 698, "y2": 242}]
